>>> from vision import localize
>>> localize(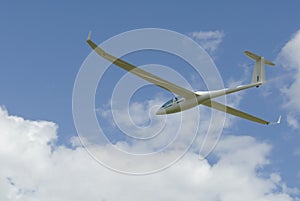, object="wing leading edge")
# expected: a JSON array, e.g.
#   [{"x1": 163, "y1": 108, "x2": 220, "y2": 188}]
[{"x1": 87, "y1": 35, "x2": 197, "y2": 99}]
